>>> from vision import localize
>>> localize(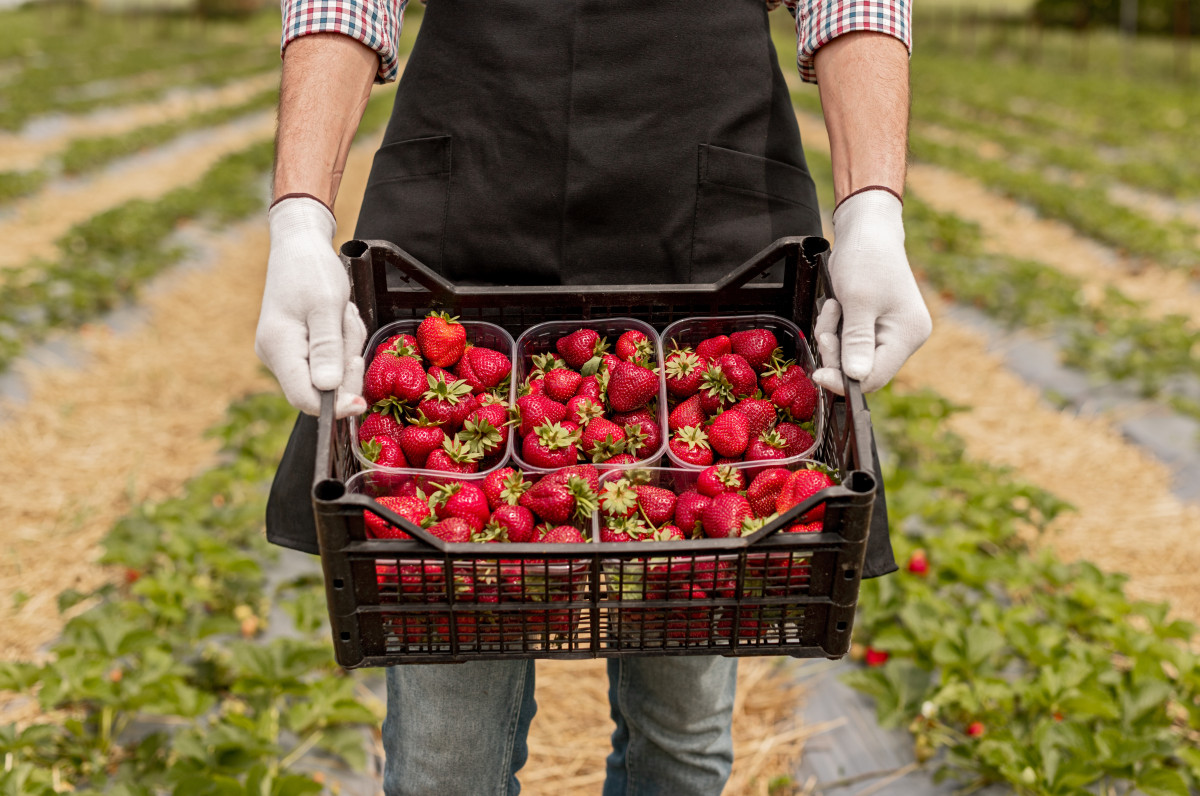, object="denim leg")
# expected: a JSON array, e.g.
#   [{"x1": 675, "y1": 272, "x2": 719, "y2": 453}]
[
  {"x1": 603, "y1": 656, "x2": 738, "y2": 796},
  {"x1": 382, "y1": 660, "x2": 537, "y2": 796}
]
